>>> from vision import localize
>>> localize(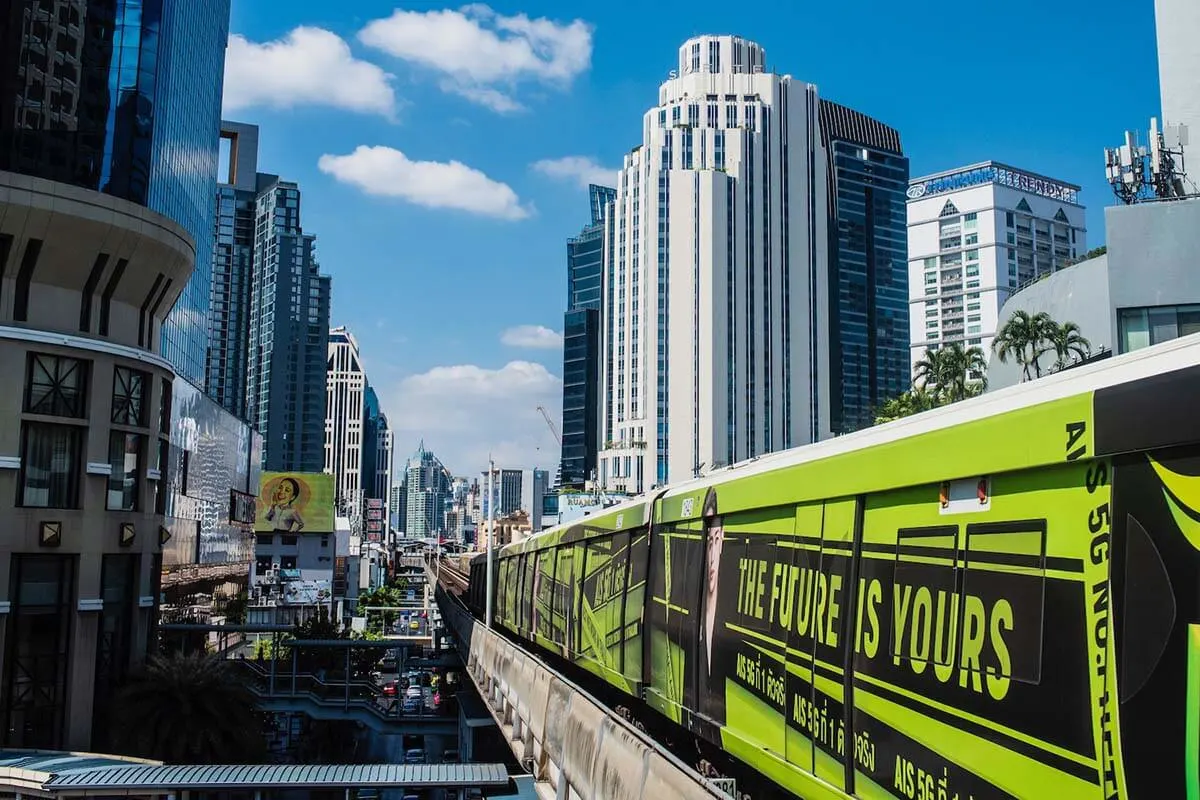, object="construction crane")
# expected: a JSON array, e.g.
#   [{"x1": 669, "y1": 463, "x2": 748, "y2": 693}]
[{"x1": 536, "y1": 406, "x2": 561, "y2": 446}]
